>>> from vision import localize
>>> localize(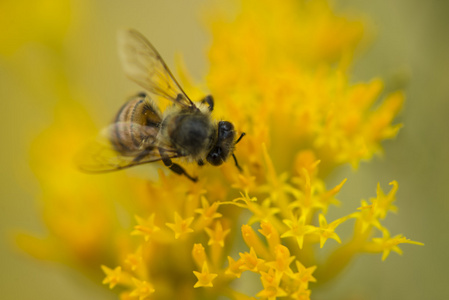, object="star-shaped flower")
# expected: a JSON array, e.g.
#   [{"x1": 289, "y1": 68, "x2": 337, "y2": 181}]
[
  {"x1": 193, "y1": 262, "x2": 218, "y2": 288},
  {"x1": 205, "y1": 221, "x2": 230, "y2": 247},
  {"x1": 101, "y1": 265, "x2": 121, "y2": 289},
  {"x1": 129, "y1": 277, "x2": 155, "y2": 300},
  {"x1": 166, "y1": 212, "x2": 195, "y2": 239},
  {"x1": 317, "y1": 214, "x2": 347, "y2": 248},
  {"x1": 281, "y1": 215, "x2": 317, "y2": 249},
  {"x1": 131, "y1": 214, "x2": 160, "y2": 242}
]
